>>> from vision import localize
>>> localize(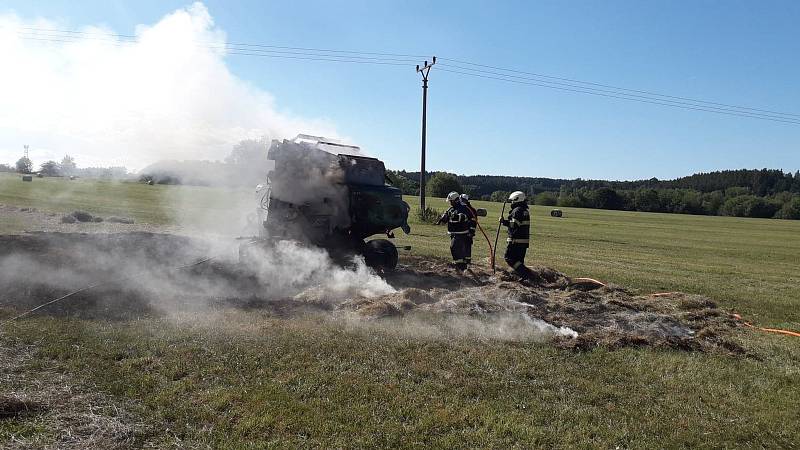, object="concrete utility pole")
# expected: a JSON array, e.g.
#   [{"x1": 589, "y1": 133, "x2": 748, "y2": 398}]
[{"x1": 416, "y1": 56, "x2": 435, "y2": 211}]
